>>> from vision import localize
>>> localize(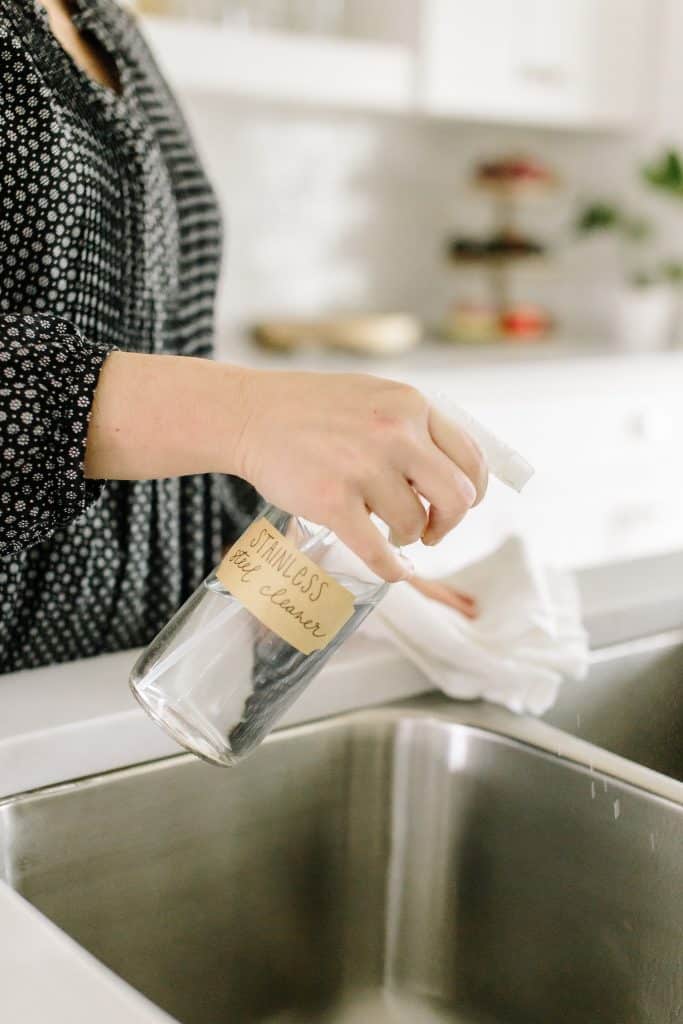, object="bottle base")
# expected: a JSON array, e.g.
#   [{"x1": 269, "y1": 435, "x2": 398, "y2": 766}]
[{"x1": 129, "y1": 679, "x2": 242, "y2": 768}]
